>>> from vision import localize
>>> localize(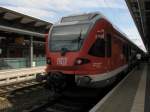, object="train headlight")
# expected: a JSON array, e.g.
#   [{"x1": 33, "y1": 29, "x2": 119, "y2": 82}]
[
  {"x1": 46, "y1": 57, "x2": 51, "y2": 64},
  {"x1": 76, "y1": 59, "x2": 82, "y2": 65},
  {"x1": 75, "y1": 58, "x2": 90, "y2": 65}
]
